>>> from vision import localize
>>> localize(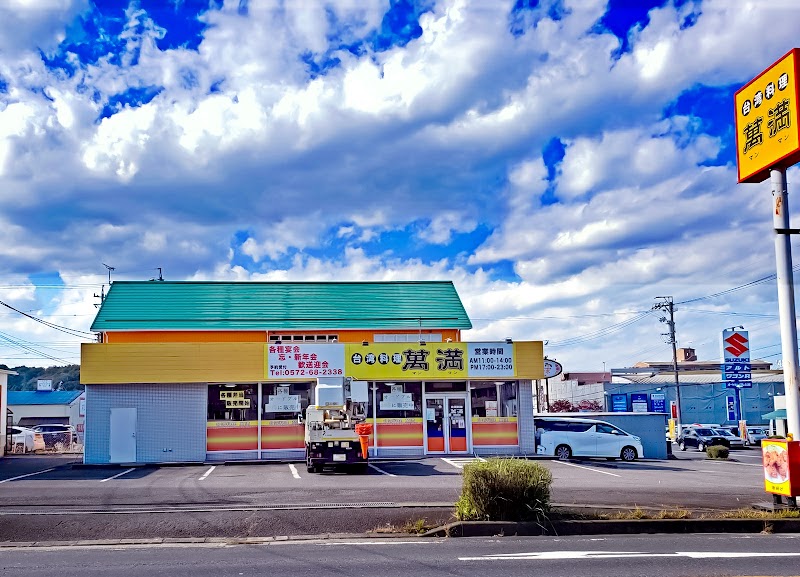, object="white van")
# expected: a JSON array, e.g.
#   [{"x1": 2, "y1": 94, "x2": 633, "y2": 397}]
[{"x1": 535, "y1": 417, "x2": 644, "y2": 462}]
